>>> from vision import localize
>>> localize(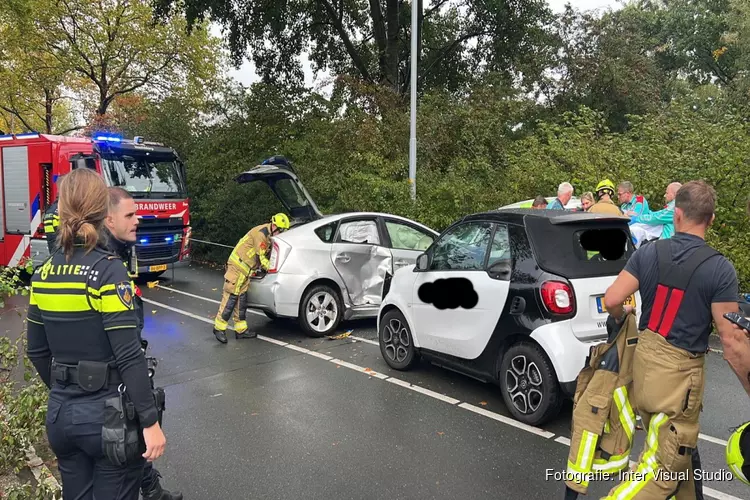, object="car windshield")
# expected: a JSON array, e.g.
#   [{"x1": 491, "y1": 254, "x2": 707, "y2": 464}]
[{"x1": 100, "y1": 154, "x2": 186, "y2": 198}]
